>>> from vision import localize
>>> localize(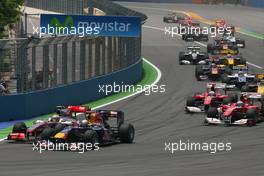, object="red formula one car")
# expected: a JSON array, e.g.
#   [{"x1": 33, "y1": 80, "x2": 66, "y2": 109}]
[
  {"x1": 205, "y1": 93, "x2": 264, "y2": 126},
  {"x1": 7, "y1": 105, "x2": 91, "y2": 141},
  {"x1": 185, "y1": 83, "x2": 237, "y2": 113},
  {"x1": 210, "y1": 19, "x2": 235, "y2": 35}
]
